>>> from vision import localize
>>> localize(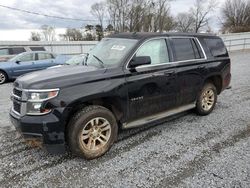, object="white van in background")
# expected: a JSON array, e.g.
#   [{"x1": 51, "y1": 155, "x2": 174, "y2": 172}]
[{"x1": 0, "y1": 46, "x2": 46, "y2": 62}]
